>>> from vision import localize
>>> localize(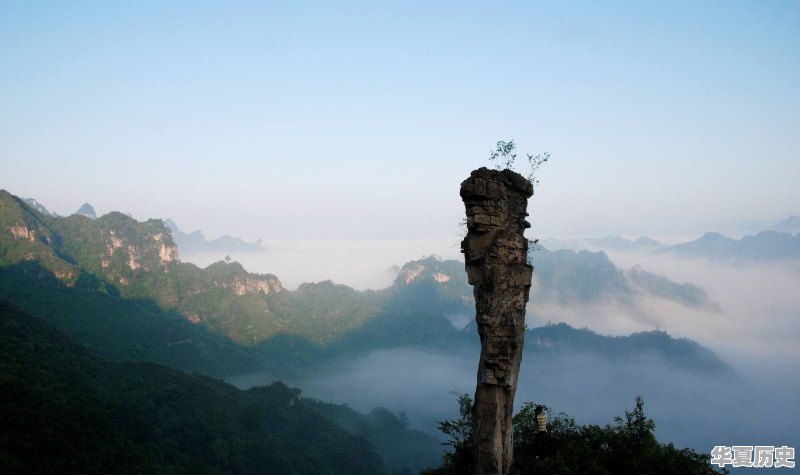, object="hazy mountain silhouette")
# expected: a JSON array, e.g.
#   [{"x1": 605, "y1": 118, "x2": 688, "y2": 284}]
[
  {"x1": 770, "y1": 215, "x2": 800, "y2": 235},
  {"x1": 164, "y1": 218, "x2": 265, "y2": 254},
  {"x1": 542, "y1": 235, "x2": 664, "y2": 252},
  {"x1": 74, "y1": 202, "x2": 96, "y2": 219},
  {"x1": 661, "y1": 230, "x2": 800, "y2": 261},
  {"x1": 22, "y1": 197, "x2": 59, "y2": 217}
]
